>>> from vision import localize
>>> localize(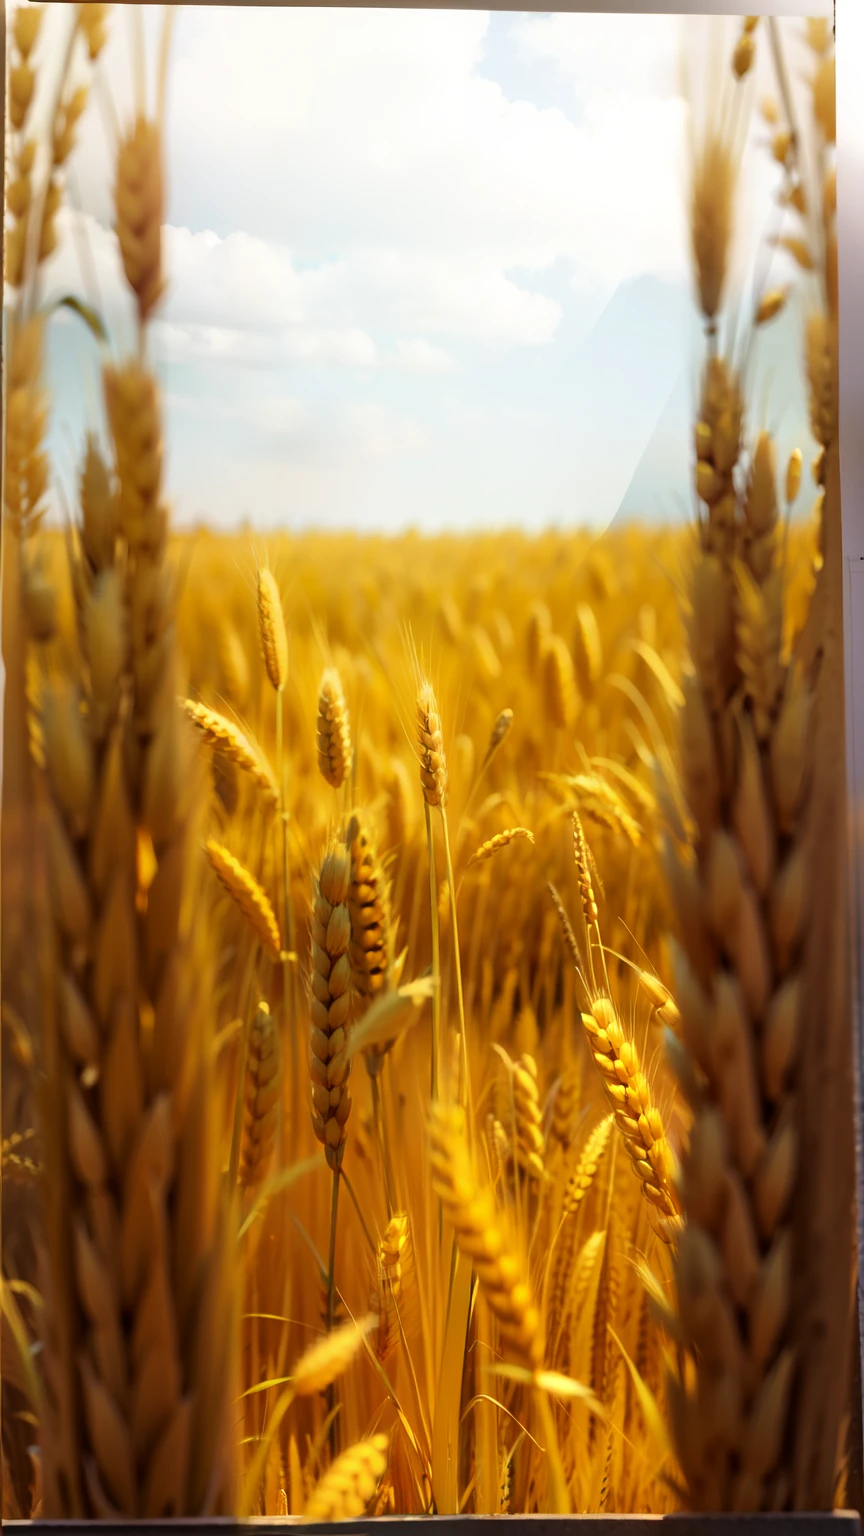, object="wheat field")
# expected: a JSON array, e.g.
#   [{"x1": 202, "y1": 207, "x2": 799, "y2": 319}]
[{"x1": 1, "y1": 5, "x2": 853, "y2": 1523}]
